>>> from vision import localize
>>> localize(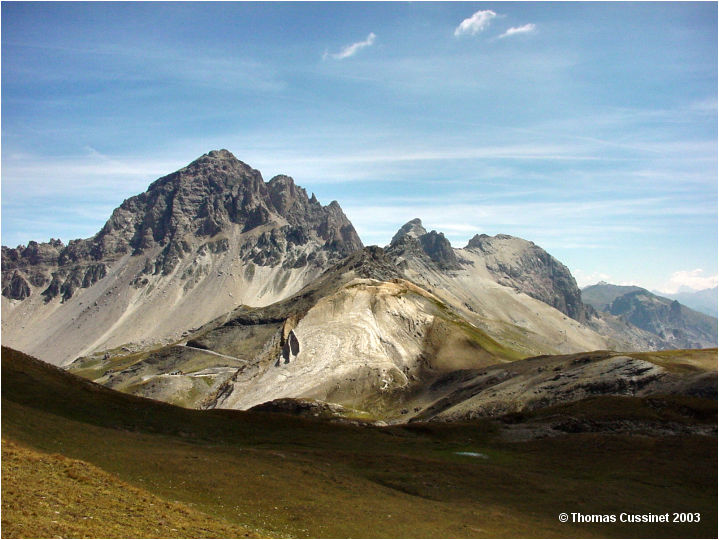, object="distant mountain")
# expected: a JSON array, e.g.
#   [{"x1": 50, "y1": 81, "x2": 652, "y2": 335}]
[
  {"x1": 1, "y1": 150, "x2": 362, "y2": 364},
  {"x1": 463, "y1": 233, "x2": 588, "y2": 322},
  {"x1": 387, "y1": 220, "x2": 664, "y2": 352},
  {"x1": 657, "y1": 287, "x2": 718, "y2": 318},
  {"x1": 582, "y1": 282, "x2": 645, "y2": 311},
  {"x1": 582, "y1": 283, "x2": 717, "y2": 349}
]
